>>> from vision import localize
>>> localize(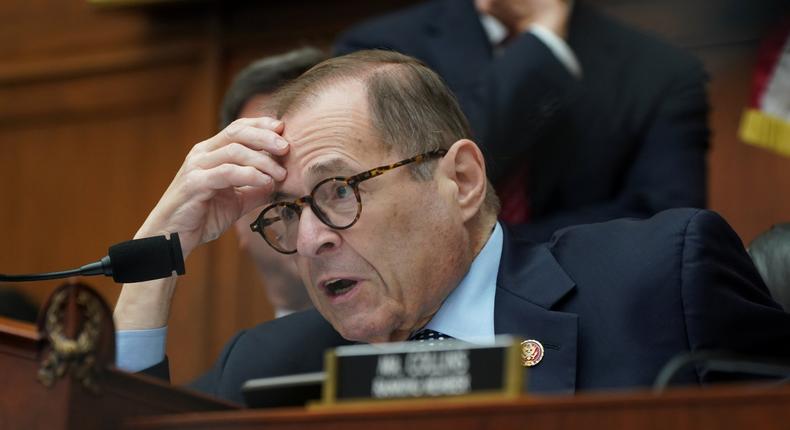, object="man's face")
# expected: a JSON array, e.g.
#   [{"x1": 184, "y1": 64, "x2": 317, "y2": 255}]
[{"x1": 276, "y1": 80, "x2": 468, "y2": 343}]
